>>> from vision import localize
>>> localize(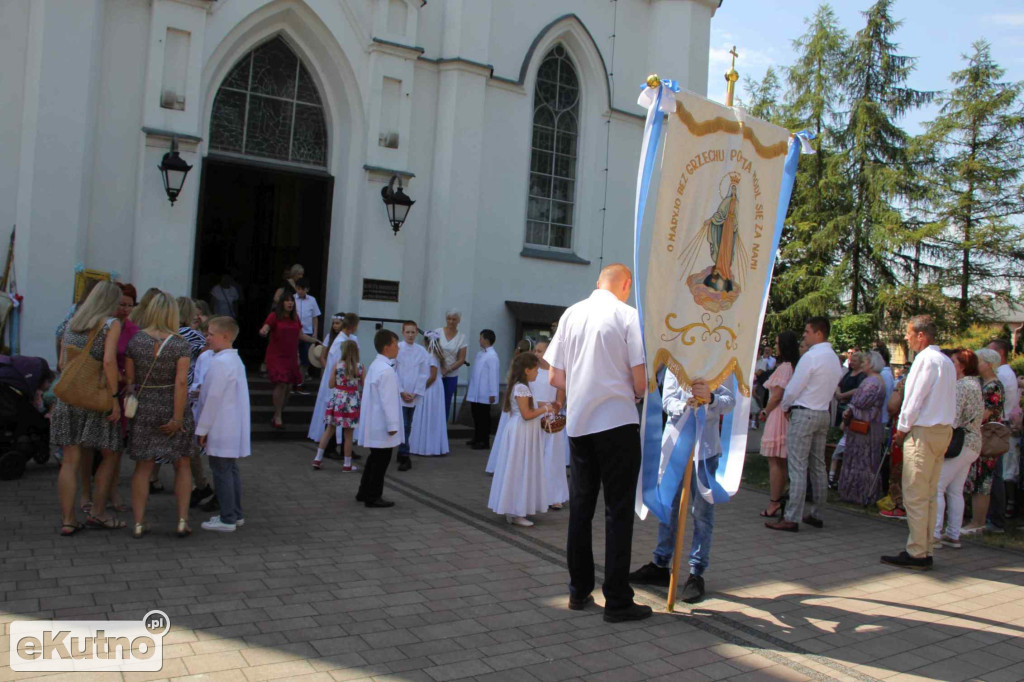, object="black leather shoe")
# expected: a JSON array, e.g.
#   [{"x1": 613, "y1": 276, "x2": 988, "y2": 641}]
[
  {"x1": 397, "y1": 460, "x2": 412, "y2": 472},
  {"x1": 881, "y1": 551, "x2": 932, "y2": 570},
  {"x1": 802, "y1": 515, "x2": 824, "y2": 529},
  {"x1": 568, "y1": 595, "x2": 593, "y2": 611},
  {"x1": 604, "y1": 603, "x2": 653, "y2": 623},
  {"x1": 199, "y1": 495, "x2": 219, "y2": 512},
  {"x1": 365, "y1": 498, "x2": 395, "y2": 508},
  {"x1": 681, "y1": 574, "x2": 705, "y2": 604},
  {"x1": 628, "y1": 562, "x2": 670, "y2": 587}
]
